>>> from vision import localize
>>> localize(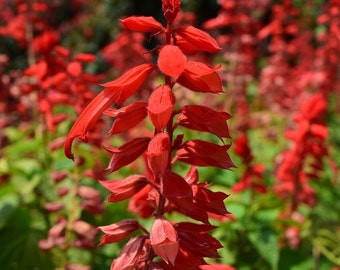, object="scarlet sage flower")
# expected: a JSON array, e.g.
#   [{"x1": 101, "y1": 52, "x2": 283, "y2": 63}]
[
  {"x1": 150, "y1": 216, "x2": 179, "y2": 265},
  {"x1": 64, "y1": 64, "x2": 154, "y2": 159},
  {"x1": 158, "y1": 45, "x2": 187, "y2": 79},
  {"x1": 162, "y1": 0, "x2": 180, "y2": 24}
]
